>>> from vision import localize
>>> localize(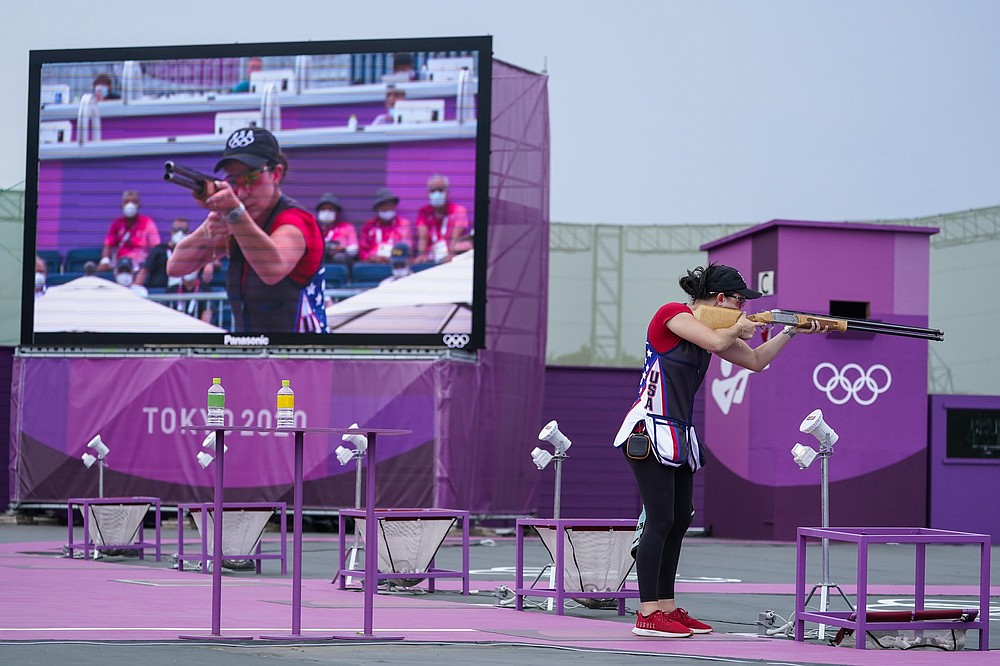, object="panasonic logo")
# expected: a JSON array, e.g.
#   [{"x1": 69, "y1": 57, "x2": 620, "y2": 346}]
[{"x1": 223, "y1": 334, "x2": 271, "y2": 346}]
